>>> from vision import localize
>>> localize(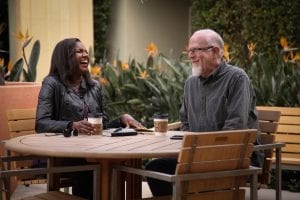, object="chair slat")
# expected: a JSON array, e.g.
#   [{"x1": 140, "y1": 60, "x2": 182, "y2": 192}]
[
  {"x1": 7, "y1": 119, "x2": 36, "y2": 132},
  {"x1": 282, "y1": 144, "x2": 300, "y2": 153},
  {"x1": 179, "y1": 144, "x2": 253, "y2": 162},
  {"x1": 257, "y1": 109, "x2": 281, "y2": 122},
  {"x1": 280, "y1": 116, "x2": 300, "y2": 125},
  {"x1": 277, "y1": 124, "x2": 300, "y2": 134},
  {"x1": 275, "y1": 134, "x2": 300, "y2": 143},
  {"x1": 177, "y1": 159, "x2": 250, "y2": 174},
  {"x1": 259, "y1": 121, "x2": 278, "y2": 133},
  {"x1": 182, "y1": 130, "x2": 256, "y2": 147},
  {"x1": 6, "y1": 108, "x2": 36, "y2": 121},
  {"x1": 257, "y1": 106, "x2": 300, "y2": 116}
]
